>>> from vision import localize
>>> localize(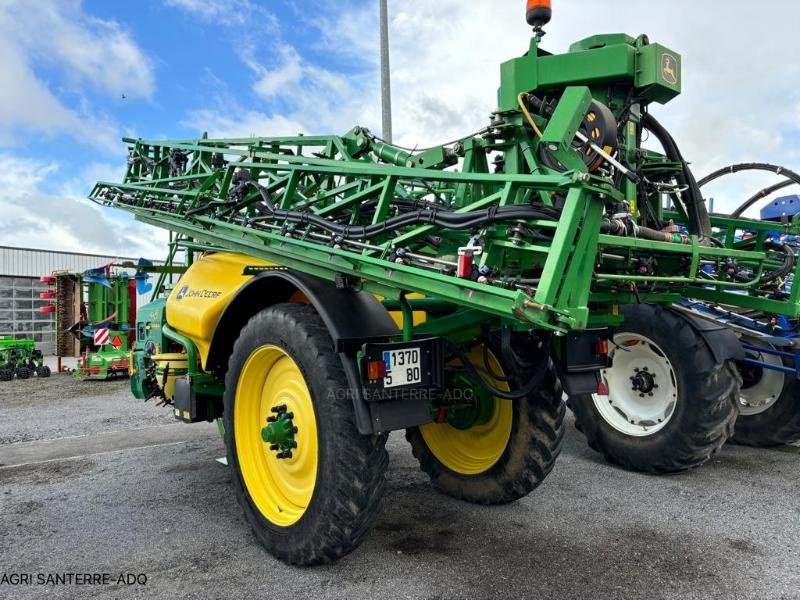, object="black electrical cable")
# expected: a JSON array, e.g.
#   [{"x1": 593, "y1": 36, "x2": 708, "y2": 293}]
[
  {"x1": 696, "y1": 163, "x2": 800, "y2": 218},
  {"x1": 481, "y1": 343, "x2": 515, "y2": 382}
]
